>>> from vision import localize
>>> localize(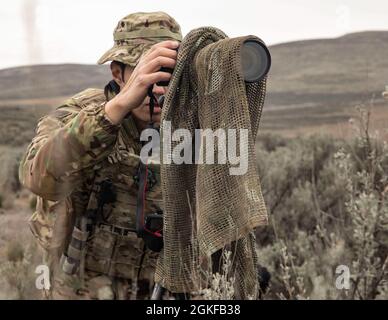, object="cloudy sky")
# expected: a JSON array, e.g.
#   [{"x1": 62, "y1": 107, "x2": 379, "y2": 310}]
[{"x1": 1, "y1": 0, "x2": 387, "y2": 69}]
